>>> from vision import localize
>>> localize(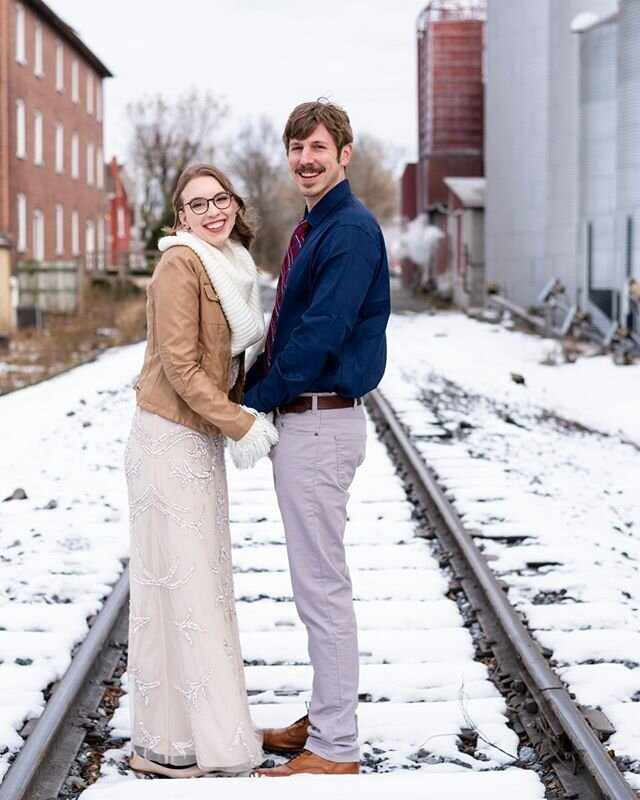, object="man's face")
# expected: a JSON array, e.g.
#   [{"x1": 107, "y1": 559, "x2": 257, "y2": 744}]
[{"x1": 288, "y1": 123, "x2": 352, "y2": 209}]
